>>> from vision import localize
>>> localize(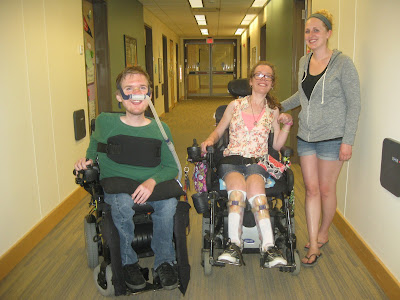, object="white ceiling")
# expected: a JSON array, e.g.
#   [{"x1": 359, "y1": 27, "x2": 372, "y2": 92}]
[{"x1": 137, "y1": 0, "x2": 267, "y2": 37}]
